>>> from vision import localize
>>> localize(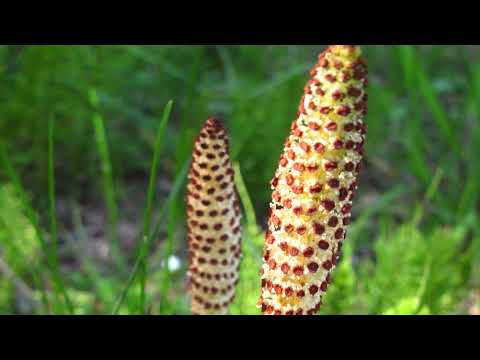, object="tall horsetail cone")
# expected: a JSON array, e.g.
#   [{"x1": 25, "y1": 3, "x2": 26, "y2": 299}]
[
  {"x1": 186, "y1": 118, "x2": 242, "y2": 315},
  {"x1": 259, "y1": 45, "x2": 368, "y2": 315}
]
